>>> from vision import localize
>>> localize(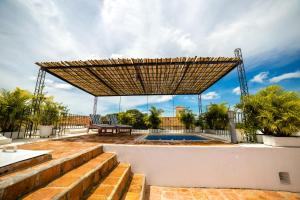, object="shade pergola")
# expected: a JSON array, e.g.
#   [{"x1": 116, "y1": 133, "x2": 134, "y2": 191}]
[{"x1": 36, "y1": 57, "x2": 241, "y2": 96}]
